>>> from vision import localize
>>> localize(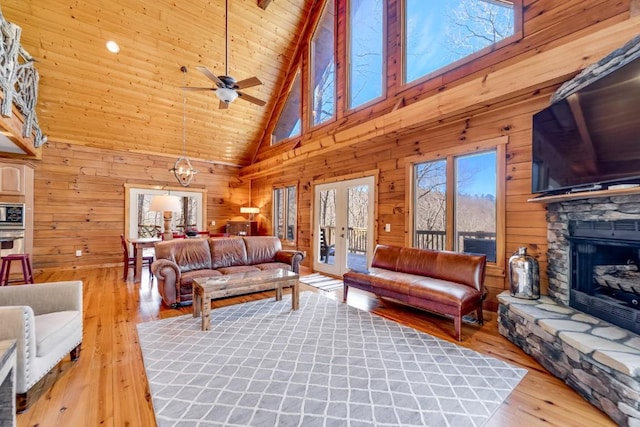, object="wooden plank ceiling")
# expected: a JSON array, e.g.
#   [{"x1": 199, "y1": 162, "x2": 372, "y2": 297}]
[{"x1": 2, "y1": 0, "x2": 312, "y2": 166}]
